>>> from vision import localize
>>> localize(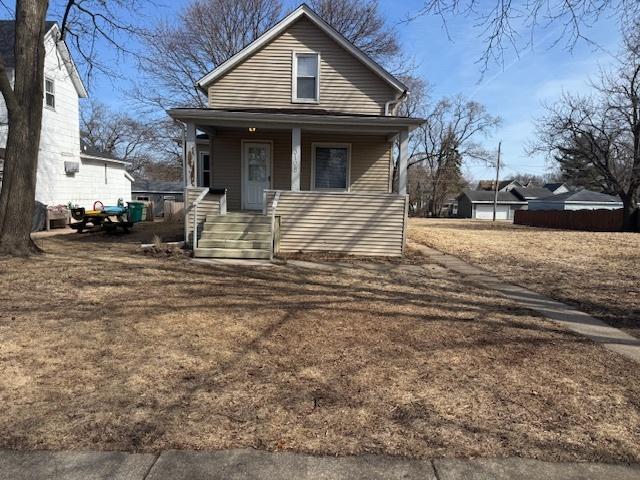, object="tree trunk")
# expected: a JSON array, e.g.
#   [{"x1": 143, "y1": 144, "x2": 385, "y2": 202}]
[
  {"x1": 621, "y1": 193, "x2": 638, "y2": 232},
  {"x1": 0, "y1": 0, "x2": 48, "y2": 256}
]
